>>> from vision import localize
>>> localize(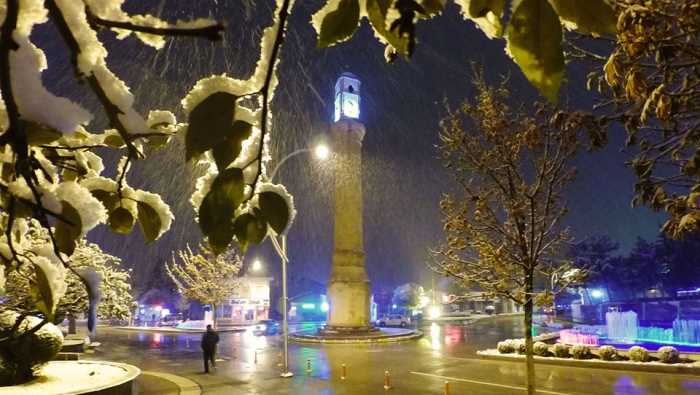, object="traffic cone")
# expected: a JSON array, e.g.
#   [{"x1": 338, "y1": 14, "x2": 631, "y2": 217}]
[
  {"x1": 341, "y1": 363, "x2": 347, "y2": 380},
  {"x1": 384, "y1": 370, "x2": 391, "y2": 390}
]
